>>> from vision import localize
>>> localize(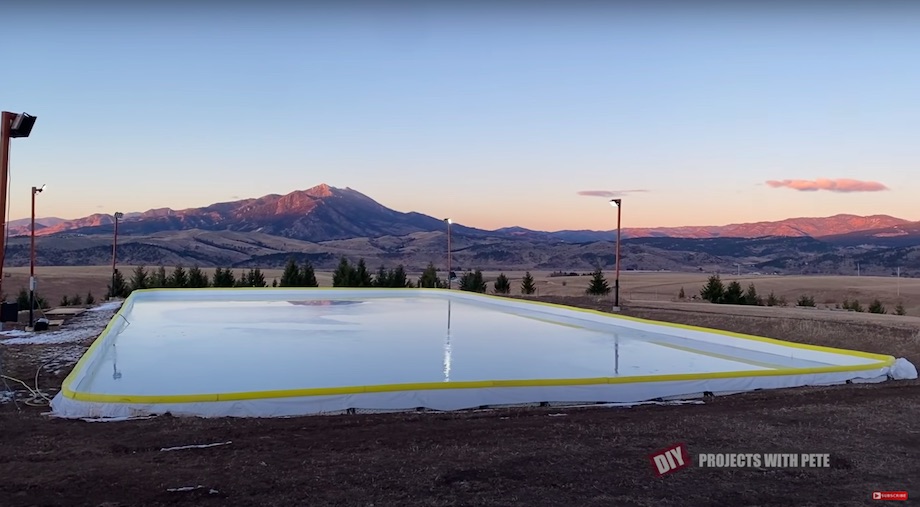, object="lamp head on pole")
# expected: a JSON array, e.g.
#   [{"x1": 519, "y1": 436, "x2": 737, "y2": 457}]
[
  {"x1": 444, "y1": 218, "x2": 452, "y2": 225},
  {"x1": 33, "y1": 184, "x2": 45, "y2": 194},
  {"x1": 610, "y1": 199, "x2": 621, "y2": 207},
  {"x1": 114, "y1": 212, "x2": 124, "y2": 220}
]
